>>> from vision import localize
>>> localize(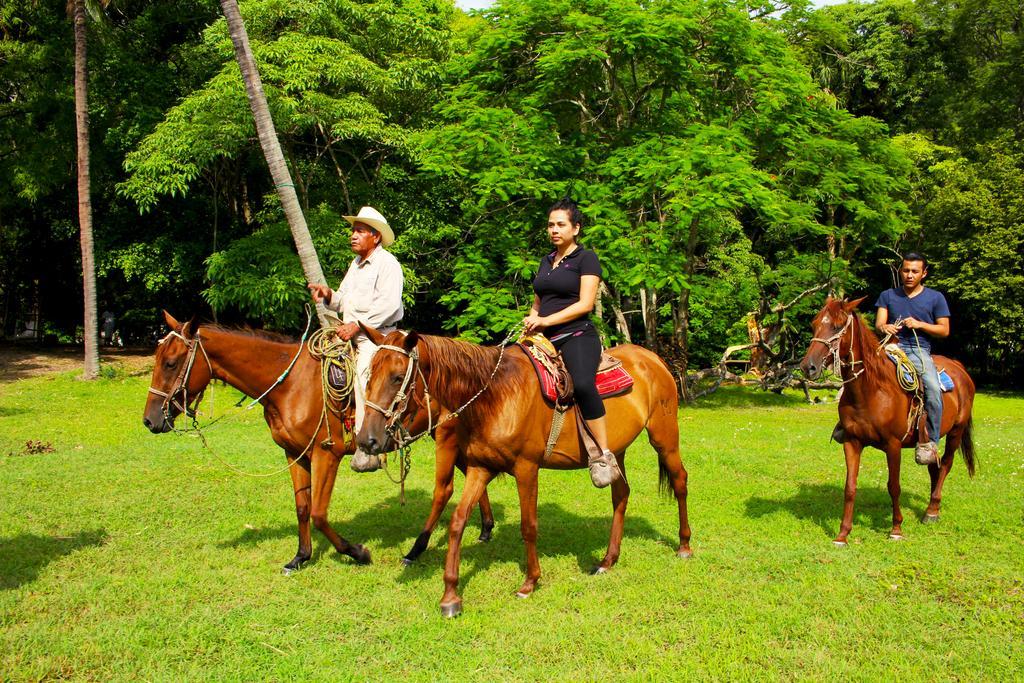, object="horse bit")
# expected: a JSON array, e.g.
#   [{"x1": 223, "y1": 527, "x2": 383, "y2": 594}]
[{"x1": 809, "y1": 315, "x2": 864, "y2": 383}]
